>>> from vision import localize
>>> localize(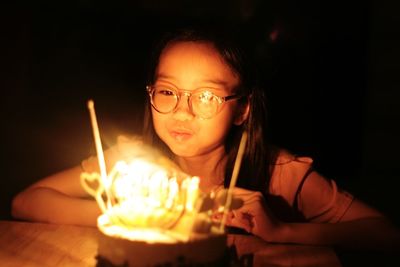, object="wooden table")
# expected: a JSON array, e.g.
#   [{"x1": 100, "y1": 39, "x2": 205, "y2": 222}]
[{"x1": 0, "y1": 220, "x2": 341, "y2": 267}]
